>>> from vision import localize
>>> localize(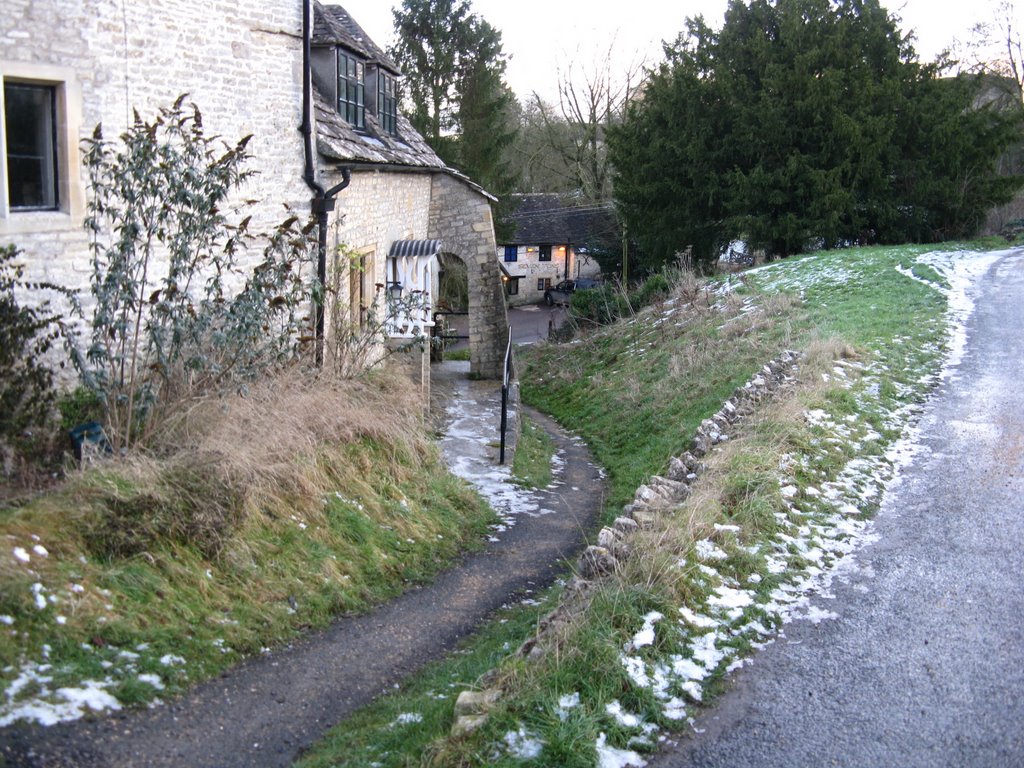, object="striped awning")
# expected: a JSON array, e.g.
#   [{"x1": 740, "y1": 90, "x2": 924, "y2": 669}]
[{"x1": 388, "y1": 239, "x2": 441, "y2": 258}]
